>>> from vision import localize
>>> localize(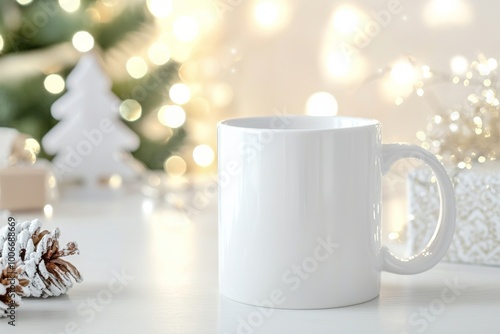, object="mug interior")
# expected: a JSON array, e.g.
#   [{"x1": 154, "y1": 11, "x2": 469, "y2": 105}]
[{"x1": 220, "y1": 115, "x2": 379, "y2": 130}]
